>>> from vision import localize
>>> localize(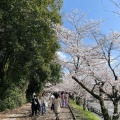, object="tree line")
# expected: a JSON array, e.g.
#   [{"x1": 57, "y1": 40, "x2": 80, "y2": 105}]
[{"x1": 0, "y1": 0, "x2": 63, "y2": 111}]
